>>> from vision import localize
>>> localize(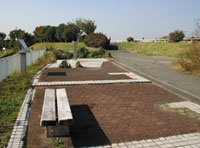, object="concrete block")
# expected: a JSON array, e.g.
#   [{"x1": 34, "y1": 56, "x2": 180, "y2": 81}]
[{"x1": 46, "y1": 124, "x2": 70, "y2": 137}]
